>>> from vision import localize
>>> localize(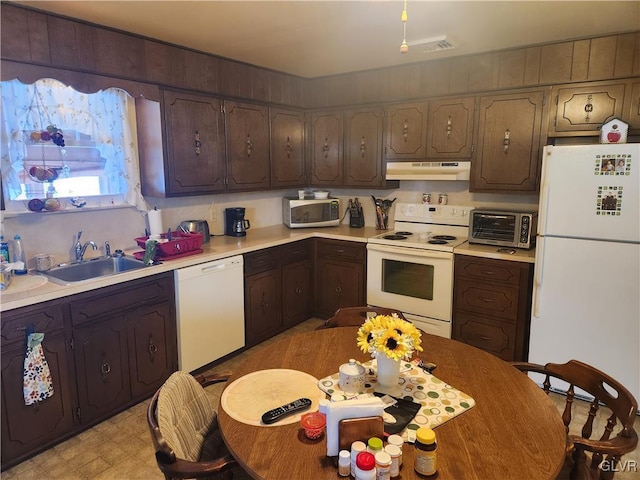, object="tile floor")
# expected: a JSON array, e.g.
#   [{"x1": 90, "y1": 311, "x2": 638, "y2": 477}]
[{"x1": 3, "y1": 317, "x2": 638, "y2": 480}]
